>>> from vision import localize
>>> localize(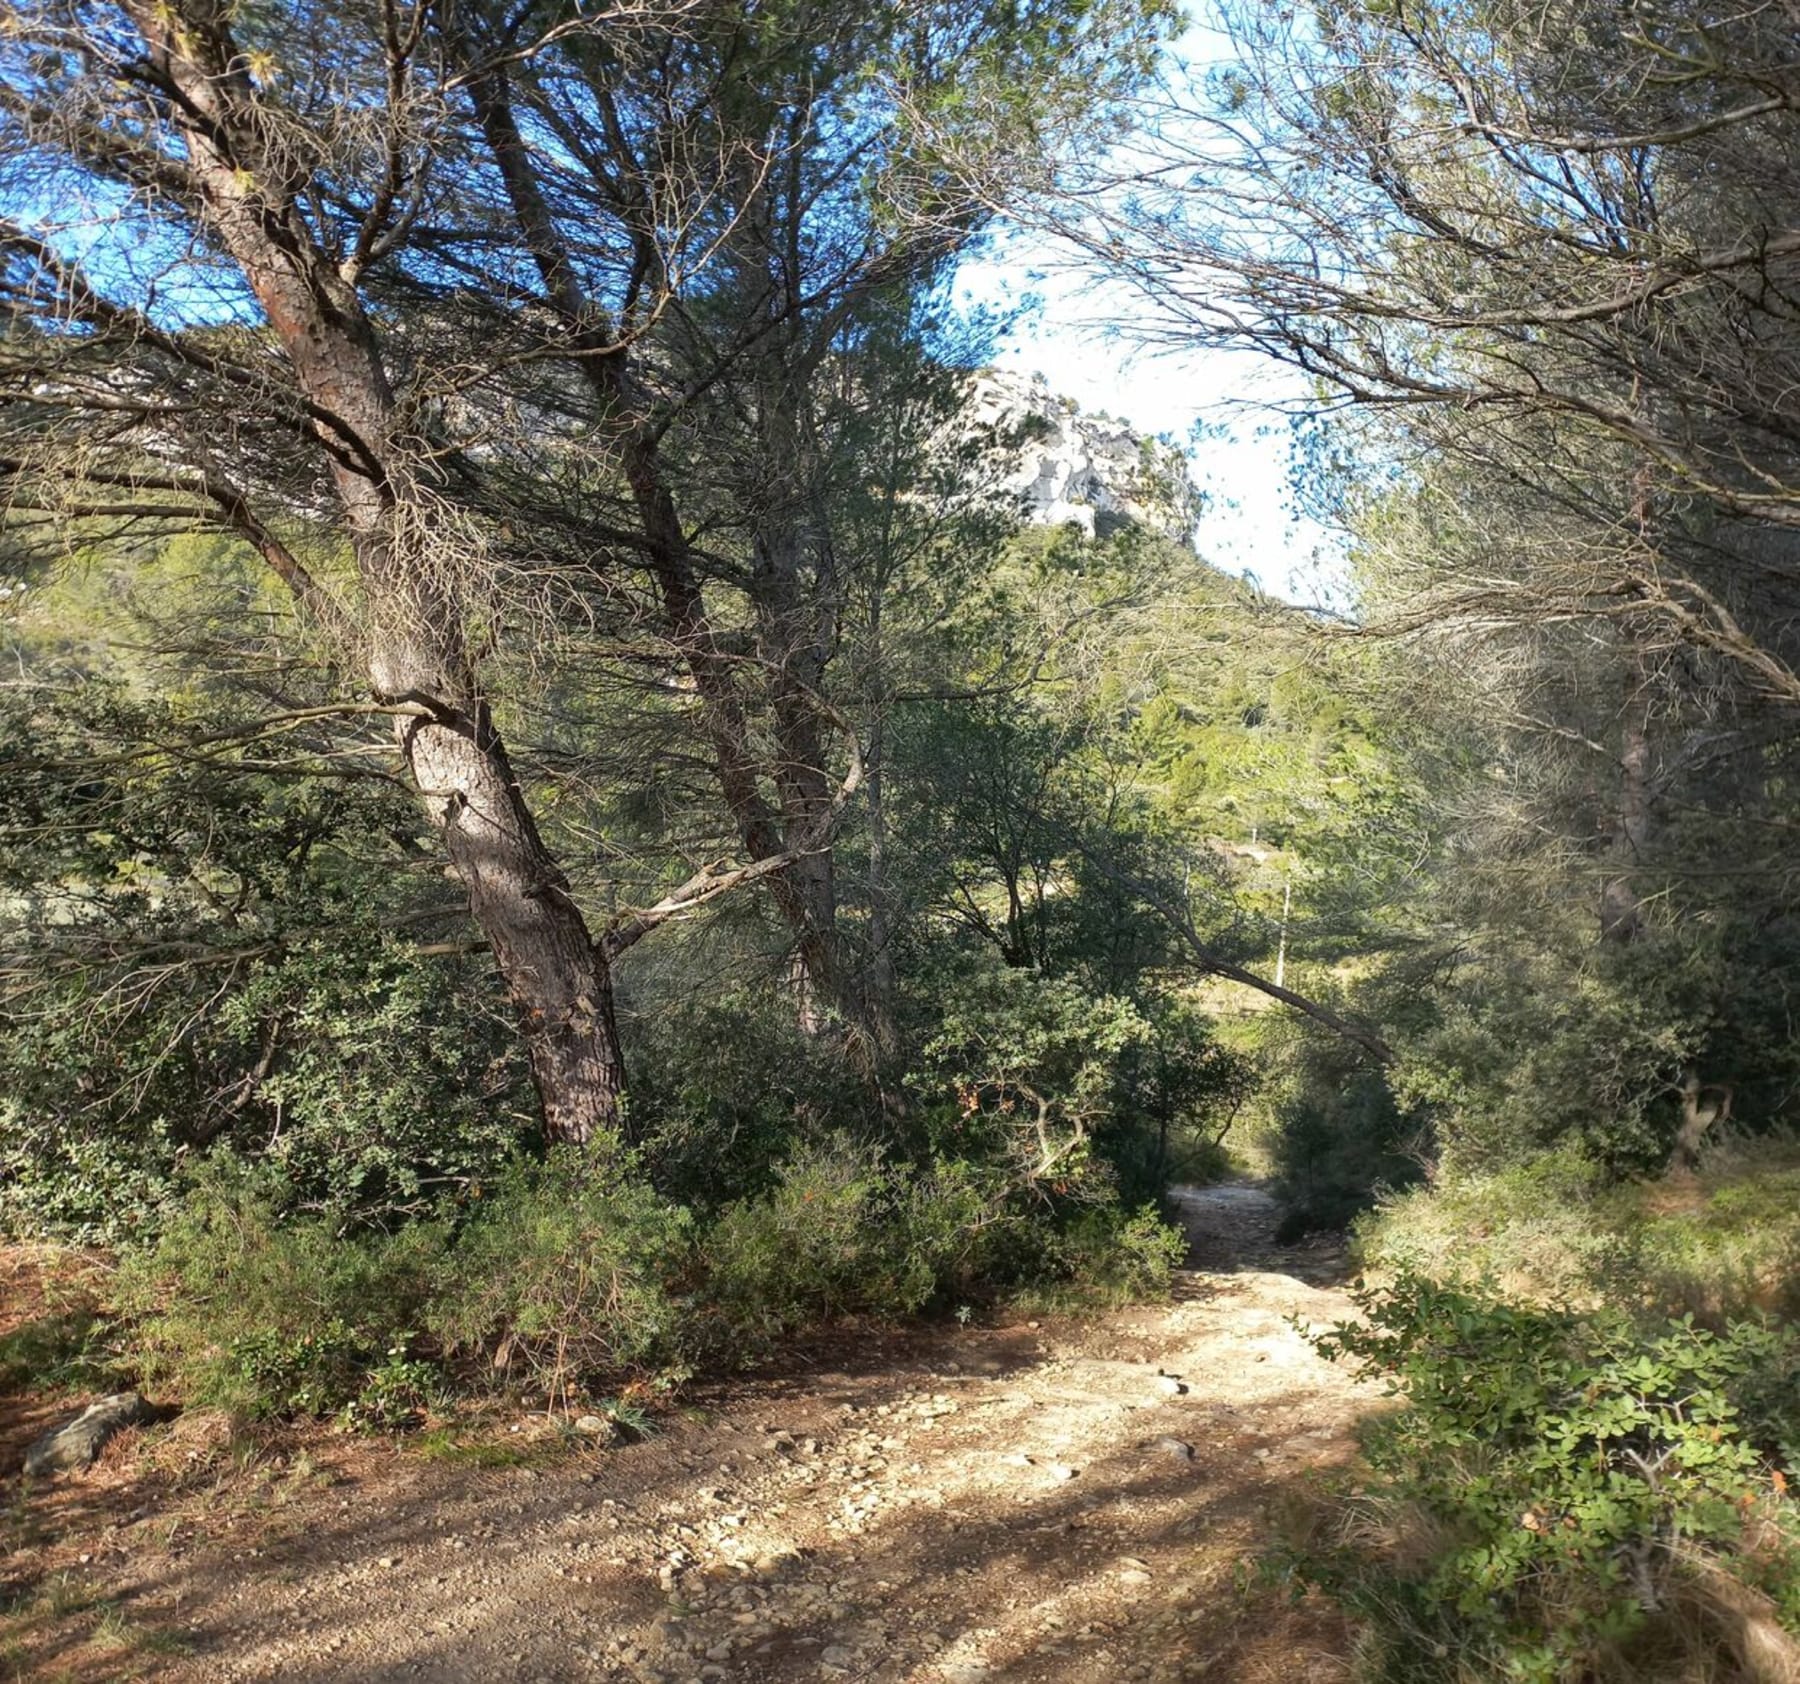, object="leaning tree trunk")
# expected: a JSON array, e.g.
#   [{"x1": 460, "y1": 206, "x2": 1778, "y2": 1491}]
[
  {"x1": 132, "y1": 0, "x2": 628, "y2": 1146},
  {"x1": 403, "y1": 698, "x2": 627, "y2": 1145}
]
